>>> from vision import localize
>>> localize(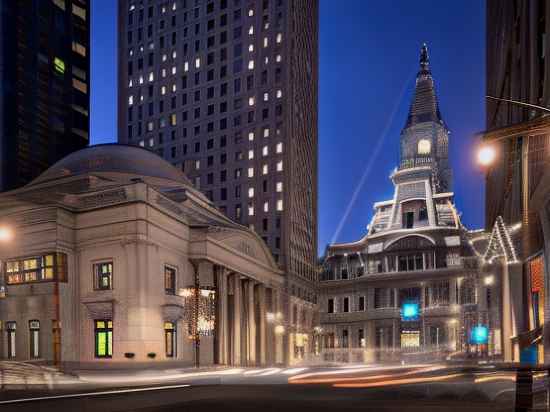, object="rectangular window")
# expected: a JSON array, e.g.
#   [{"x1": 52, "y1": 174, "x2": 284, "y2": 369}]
[
  {"x1": 6, "y1": 321, "x2": 16, "y2": 359},
  {"x1": 359, "y1": 296, "x2": 365, "y2": 311},
  {"x1": 94, "y1": 320, "x2": 113, "y2": 358},
  {"x1": 93, "y1": 261, "x2": 113, "y2": 290},
  {"x1": 165, "y1": 266, "x2": 176, "y2": 295},
  {"x1": 327, "y1": 298, "x2": 334, "y2": 314},
  {"x1": 343, "y1": 297, "x2": 349, "y2": 313},
  {"x1": 165, "y1": 321, "x2": 176, "y2": 357},
  {"x1": 5, "y1": 253, "x2": 66, "y2": 285},
  {"x1": 358, "y1": 328, "x2": 365, "y2": 348},
  {"x1": 29, "y1": 320, "x2": 40, "y2": 358}
]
